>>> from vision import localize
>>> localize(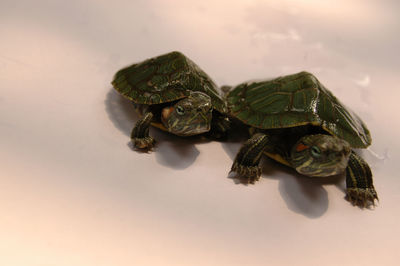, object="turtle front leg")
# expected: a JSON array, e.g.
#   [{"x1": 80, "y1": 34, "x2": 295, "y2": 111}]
[
  {"x1": 231, "y1": 133, "x2": 270, "y2": 184},
  {"x1": 206, "y1": 115, "x2": 231, "y2": 139},
  {"x1": 346, "y1": 151, "x2": 378, "y2": 207},
  {"x1": 131, "y1": 112, "x2": 156, "y2": 150}
]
